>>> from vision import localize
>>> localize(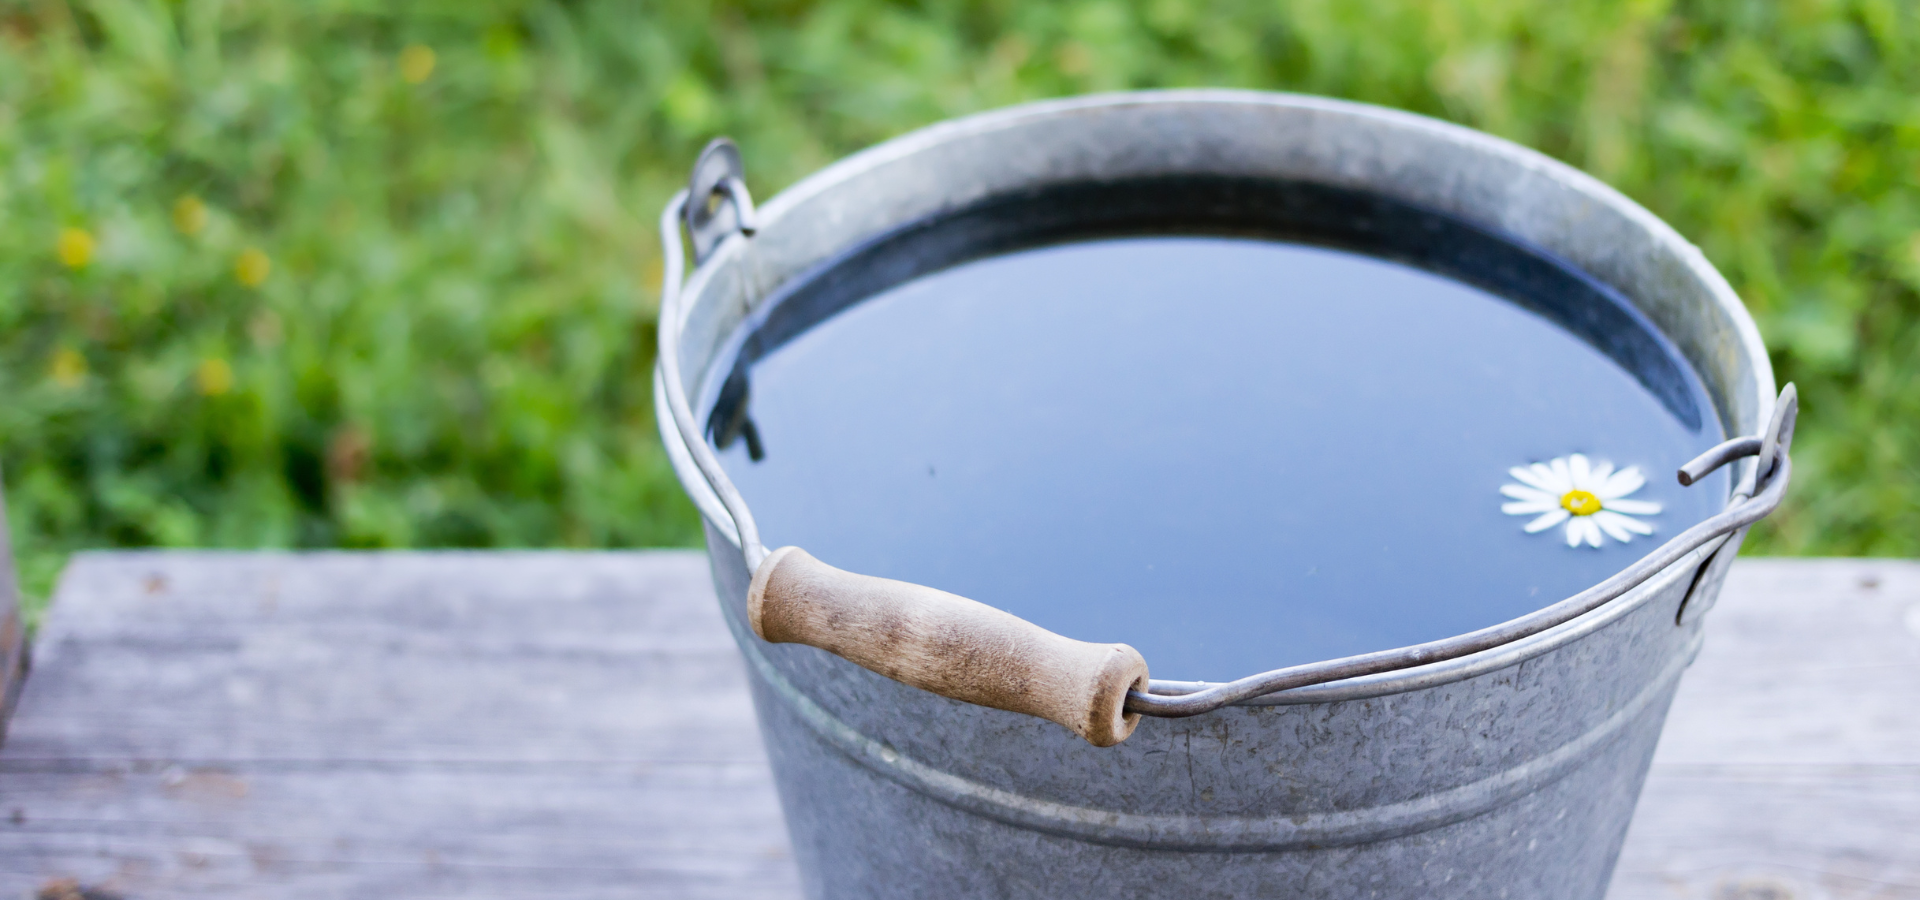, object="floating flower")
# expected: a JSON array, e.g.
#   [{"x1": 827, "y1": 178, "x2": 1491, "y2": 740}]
[{"x1": 1501, "y1": 453, "x2": 1661, "y2": 548}]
